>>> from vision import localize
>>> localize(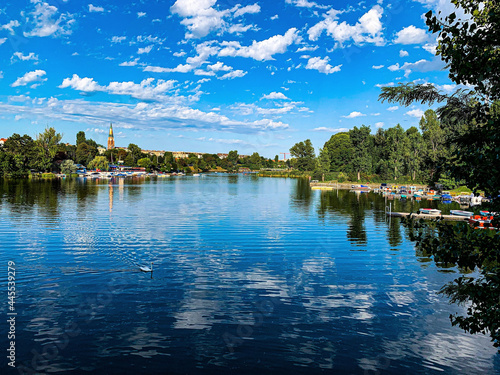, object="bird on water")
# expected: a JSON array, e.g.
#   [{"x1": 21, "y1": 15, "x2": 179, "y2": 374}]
[{"x1": 140, "y1": 262, "x2": 153, "y2": 272}]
